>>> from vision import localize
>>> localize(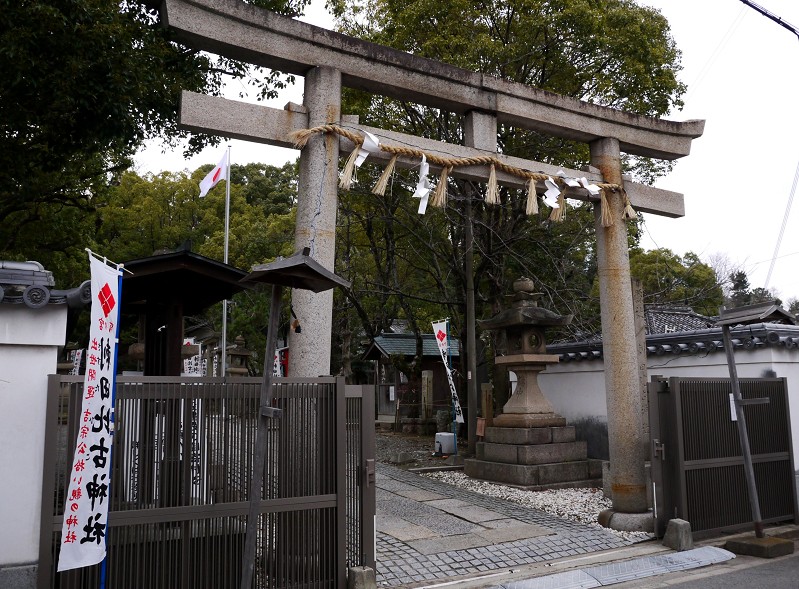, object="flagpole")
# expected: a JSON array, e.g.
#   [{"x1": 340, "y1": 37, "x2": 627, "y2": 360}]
[{"x1": 220, "y1": 144, "x2": 231, "y2": 378}]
